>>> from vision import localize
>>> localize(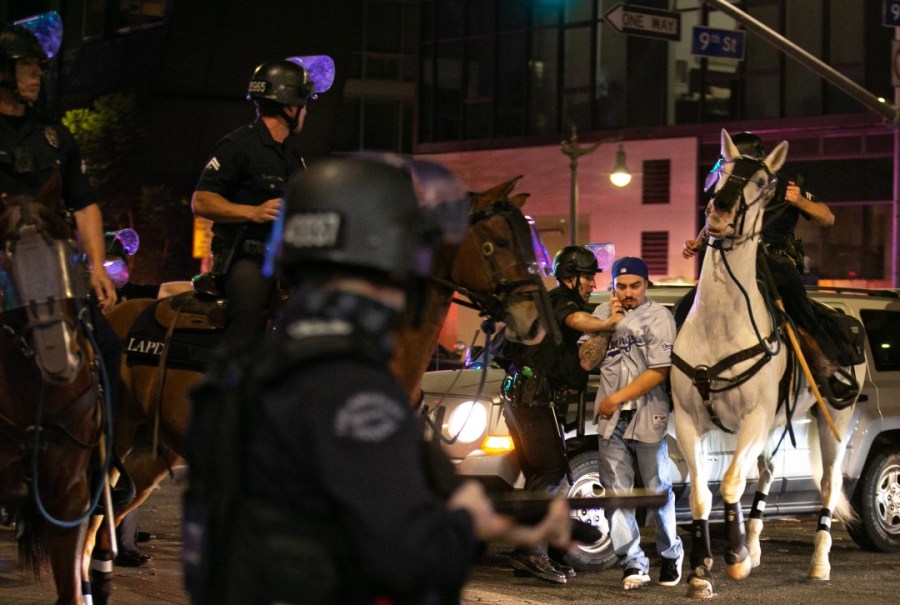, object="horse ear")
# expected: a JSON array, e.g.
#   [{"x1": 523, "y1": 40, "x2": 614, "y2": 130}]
[
  {"x1": 508, "y1": 192, "x2": 529, "y2": 208},
  {"x1": 765, "y1": 140, "x2": 789, "y2": 174},
  {"x1": 472, "y1": 175, "x2": 525, "y2": 210},
  {"x1": 720, "y1": 129, "x2": 739, "y2": 161}
]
